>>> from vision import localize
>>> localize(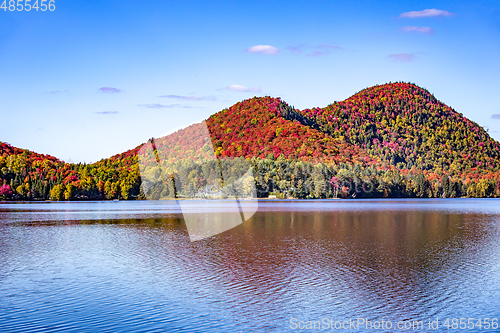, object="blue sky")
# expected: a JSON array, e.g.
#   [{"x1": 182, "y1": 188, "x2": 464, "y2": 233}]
[{"x1": 1, "y1": 0, "x2": 499, "y2": 162}]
